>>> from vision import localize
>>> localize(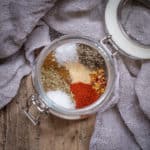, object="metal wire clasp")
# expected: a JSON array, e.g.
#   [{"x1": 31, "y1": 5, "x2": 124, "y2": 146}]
[
  {"x1": 23, "y1": 94, "x2": 49, "y2": 125},
  {"x1": 100, "y1": 35, "x2": 119, "y2": 57}
]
